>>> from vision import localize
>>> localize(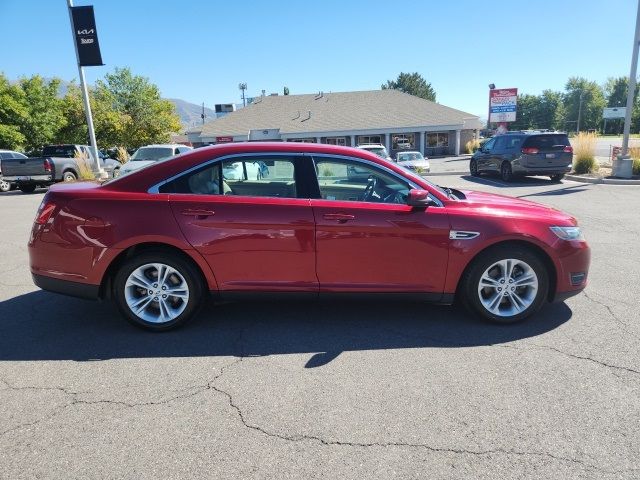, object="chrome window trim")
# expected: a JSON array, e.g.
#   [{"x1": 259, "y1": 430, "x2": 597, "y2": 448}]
[
  {"x1": 310, "y1": 153, "x2": 444, "y2": 207},
  {"x1": 147, "y1": 152, "x2": 304, "y2": 194}
]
